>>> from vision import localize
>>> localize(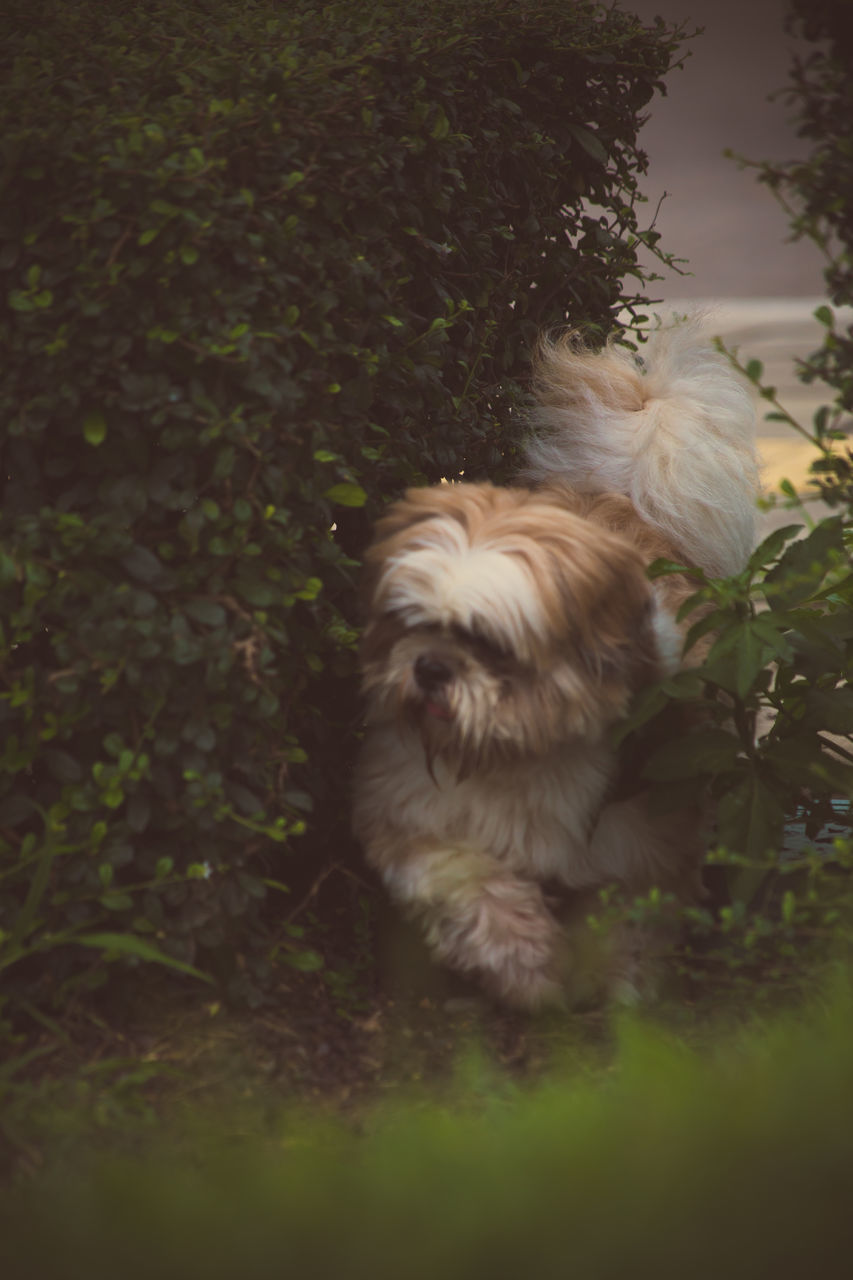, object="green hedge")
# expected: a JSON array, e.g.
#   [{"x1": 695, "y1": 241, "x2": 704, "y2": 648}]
[{"x1": 0, "y1": 0, "x2": 682, "y2": 1008}]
